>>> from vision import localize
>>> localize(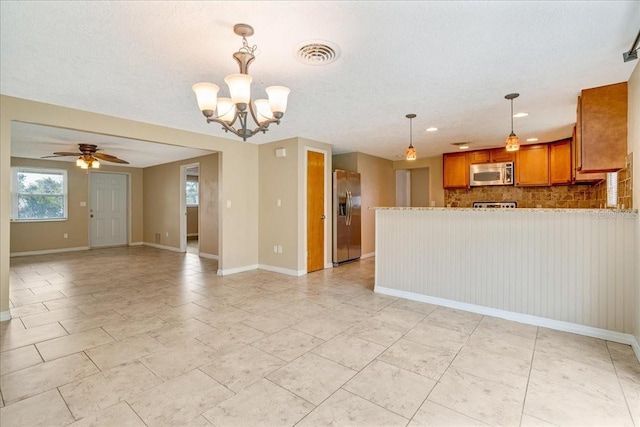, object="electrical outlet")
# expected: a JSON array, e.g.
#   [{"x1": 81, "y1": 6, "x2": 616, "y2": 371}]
[
  {"x1": 277, "y1": 199, "x2": 281, "y2": 207},
  {"x1": 273, "y1": 245, "x2": 278, "y2": 253},
  {"x1": 63, "y1": 233, "x2": 68, "y2": 239},
  {"x1": 165, "y1": 232, "x2": 169, "y2": 237},
  {"x1": 277, "y1": 245, "x2": 283, "y2": 254}
]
